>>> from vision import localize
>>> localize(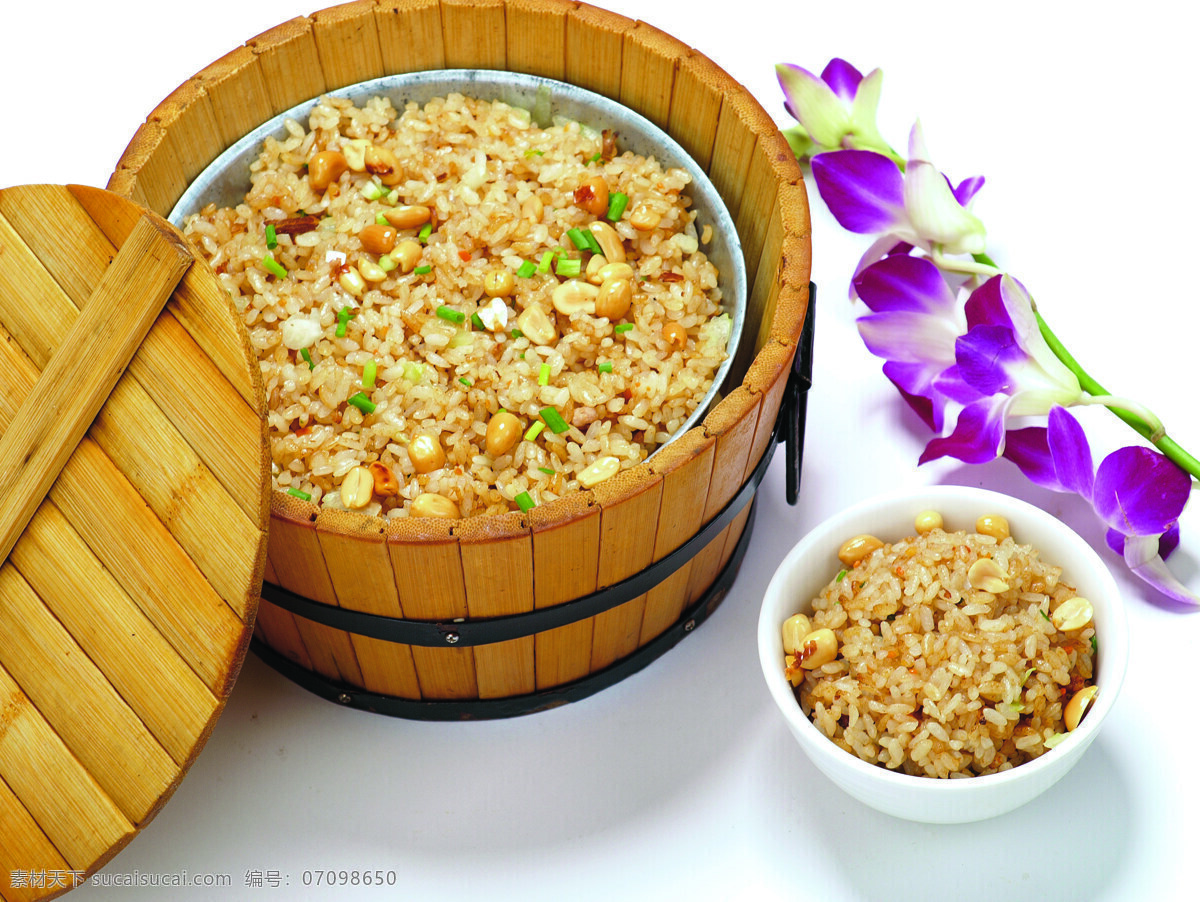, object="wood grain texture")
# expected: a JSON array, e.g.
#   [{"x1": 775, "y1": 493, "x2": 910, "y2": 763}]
[
  {"x1": 313, "y1": 1, "x2": 386, "y2": 90},
  {"x1": 248, "y1": 17, "x2": 329, "y2": 114},
  {"x1": 375, "y1": 0, "x2": 446, "y2": 73},
  {"x1": 506, "y1": 0, "x2": 571, "y2": 79},
  {"x1": 565, "y1": 2, "x2": 629, "y2": 99},
  {"x1": 441, "y1": 0, "x2": 507, "y2": 70}
]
